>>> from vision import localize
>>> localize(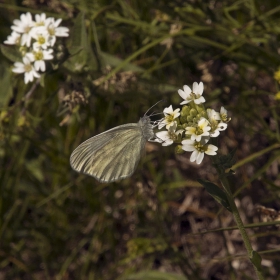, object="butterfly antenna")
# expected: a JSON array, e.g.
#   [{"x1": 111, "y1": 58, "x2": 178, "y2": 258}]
[
  {"x1": 144, "y1": 100, "x2": 165, "y2": 116},
  {"x1": 150, "y1": 112, "x2": 164, "y2": 117}
]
